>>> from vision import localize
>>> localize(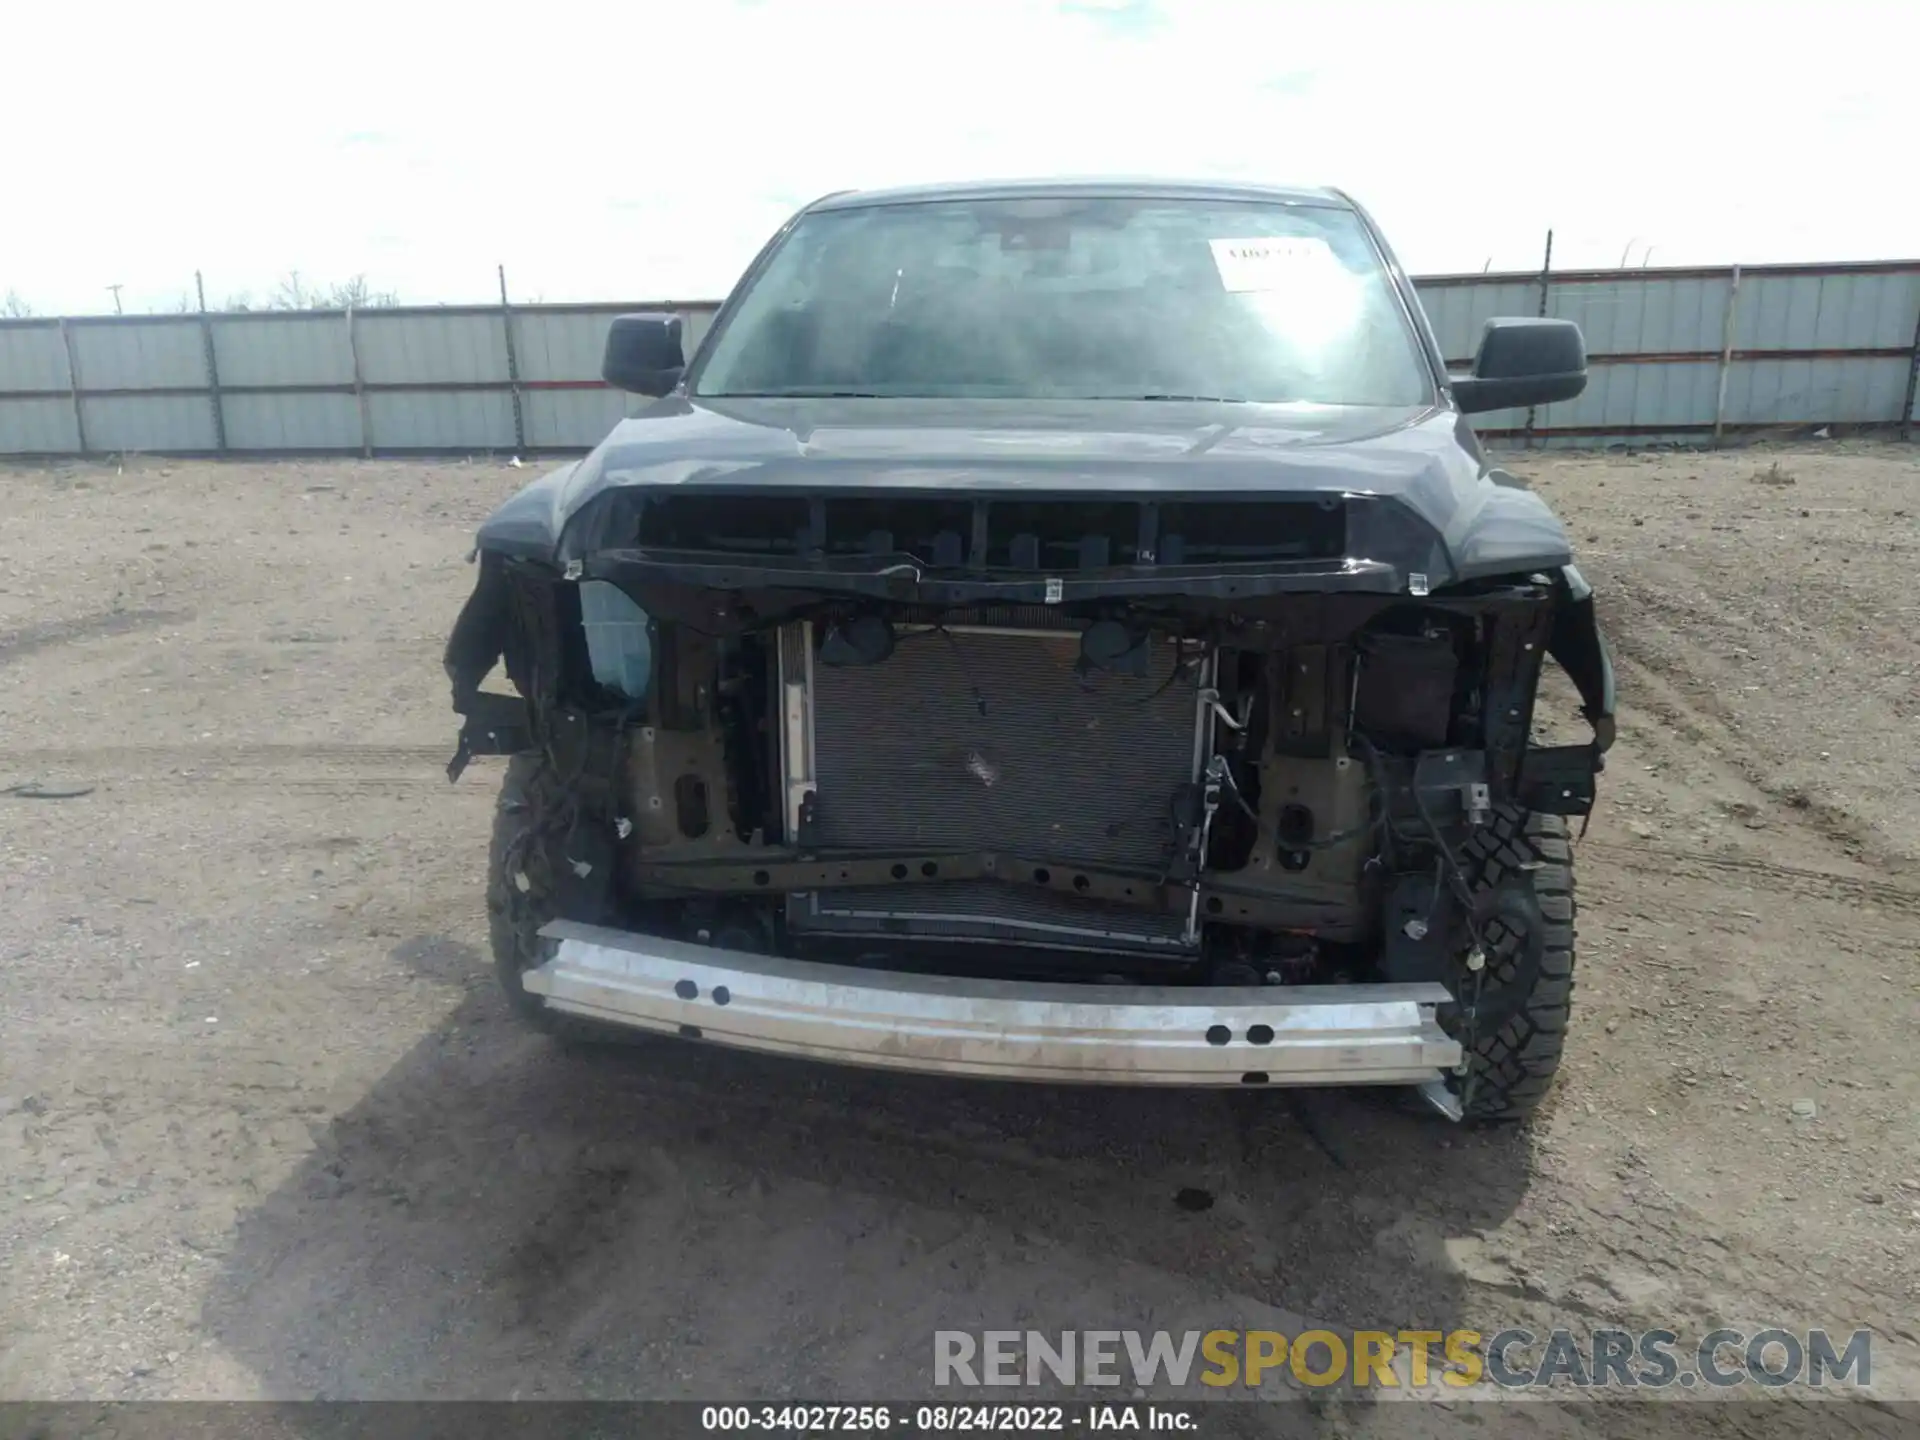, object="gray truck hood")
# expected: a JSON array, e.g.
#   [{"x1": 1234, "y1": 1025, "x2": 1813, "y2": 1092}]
[{"x1": 474, "y1": 396, "x2": 1571, "y2": 586}]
